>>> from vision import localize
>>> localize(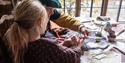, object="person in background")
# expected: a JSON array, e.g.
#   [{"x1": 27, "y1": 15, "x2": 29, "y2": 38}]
[
  {"x1": 39, "y1": 0, "x2": 88, "y2": 35},
  {"x1": 3, "y1": 0, "x2": 83, "y2": 63}
]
